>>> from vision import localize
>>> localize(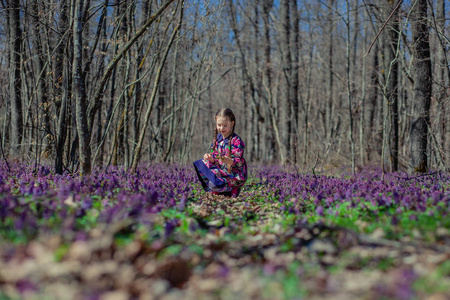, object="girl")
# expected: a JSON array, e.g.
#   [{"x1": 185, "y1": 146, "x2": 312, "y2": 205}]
[{"x1": 193, "y1": 108, "x2": 247, "y2": 197}]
